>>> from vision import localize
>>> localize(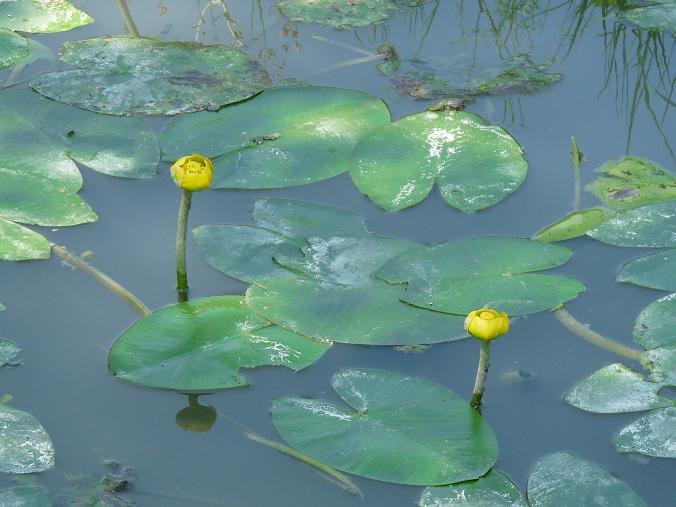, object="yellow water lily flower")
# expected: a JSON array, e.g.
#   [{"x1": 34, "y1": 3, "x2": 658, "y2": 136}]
[
  {"x1": 170, "y1": 153, "x2": 213, "y2": 191},
  {"x1": 464, "y1": 308, "x2": 509, "y2": 342}
]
